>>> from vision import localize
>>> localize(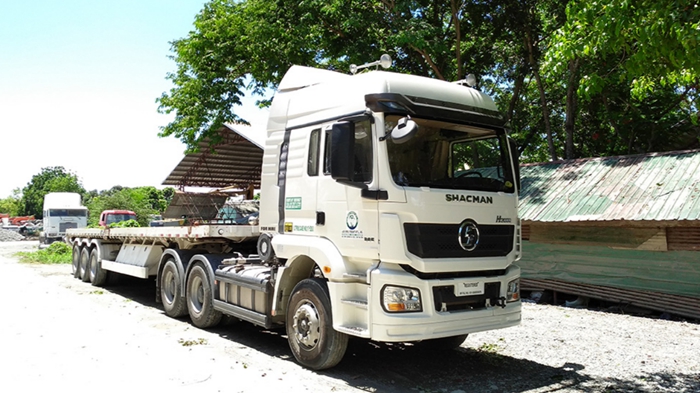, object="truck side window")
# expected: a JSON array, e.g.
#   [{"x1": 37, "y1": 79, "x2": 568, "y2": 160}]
[
  {"x1": 322, "y1": 120, "x2": 373, "y2": 183},
  {"x1": 307, "y1": 129, "x2": 321, "y2": 176},
  {"x1": 323, "y1": 129, "x2": 332, "y2": 175},
  {"x1": 353, "y1": 120, "x2": 373, "y2": 183}
]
